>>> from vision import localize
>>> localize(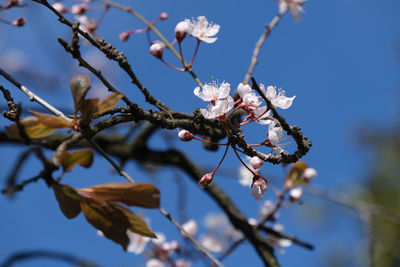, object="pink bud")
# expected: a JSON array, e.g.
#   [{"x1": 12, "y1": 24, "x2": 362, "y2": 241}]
[
  {"x1": 250, "y1": 156, "x2": 263, "y2": 170},
  {"x1": 160, "y1": 12, "x2": 168, "y2": 20},
  {"x1": 178, "y1": 130, "x2": 193, "y2": 142},
  {"x1": 251, "y1": 176, "x2": 268, "y2": 200},
  {"x1": 303, "y1": 167, "x2": 317, "y2": 181},
  {"x1": 11, "y1": 17, "x2": 25, "y2": 27},
  {"x1": 119, "y1": 31, "x2": 131, "y2": 42},
  {"x1": 175, "y1": 21, "x2": 189, "y2": 42},
  {"x1": 71, "y1": 4, "x2": 87, "y2": 15},
  {"x1": 169, "y1": 240, "x2": 180, "y2": 252},
  {"x1": 199, "y1": 173, "x2": 213, "y2": 188},
  {"x1": 52, "y1": 3, "x2": 68, "y2": 13},
  {"x1": 289, "y1": 187, "x2": 303, "y2": 202},
  {"x1": 150, "y1": 41, "x2": 165, "y2": 59}
]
